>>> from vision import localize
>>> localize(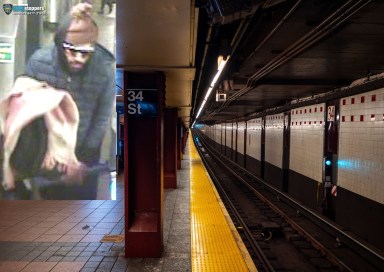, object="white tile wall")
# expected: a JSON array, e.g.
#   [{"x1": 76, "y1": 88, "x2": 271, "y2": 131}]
[
  {"x1": 201, "y1": 124, "x2": 207, "y2": 136},
  {"x1": 246, "y1": 118, "x2": 262, "y2": 160},
  {"x1": 339, "y1": 89, "x2": 384, "y2": 204},
  {"x1": 290, "y1": 103, "x2": 325, "y2": 182},
  {"x1": 208, "y1": 124, "x2": 212, "y2": 140},
  {"x1": 265, "y1": 114, "x2": 284, "y2": 168},
  {"x1": 232, "y1": 123, "x2": 237, "y2": 153},
  {"x1": 215, "y1": 124, "x2": 221, "y2": 145},
  {"x1": 225, "y1": 123, "x2": 232, "y2": 149},
  {"x1": 237, "y1": 122, "x2": 245, "y2": 155}
]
